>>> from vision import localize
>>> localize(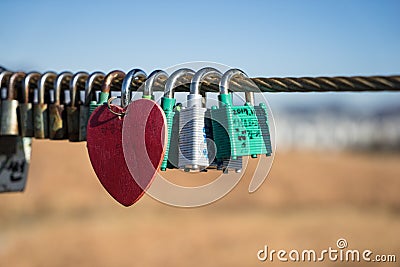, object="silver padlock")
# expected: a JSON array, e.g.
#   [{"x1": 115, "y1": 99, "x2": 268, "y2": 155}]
[
  {"x1": 79, "y1": 72, "x2": 105, "y2": 141},
  {"x1": 0, "y1": 71, "x2": 32, "y2": 192},
  {"x1": 178, "y1": 67, "x2": 222, "y2": 172},
  {"x1": 49, "y1": 71, "x2": 72, "y2": 140},
  {"x1": 34, "y1": 71, "x2": 57, "y2": 139},
  {"x1": 161, "y1": 68, "x2": 194, "y2": 170},
  {"x1": 20, "y1": 72, "x2": 40, "y2": 137},
  {"x1": 1, "y1": 72, "x2": 25, "y2": 136},
  {"x1": 67, "y1": 71, "x2": 89, "y2": 142}
]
